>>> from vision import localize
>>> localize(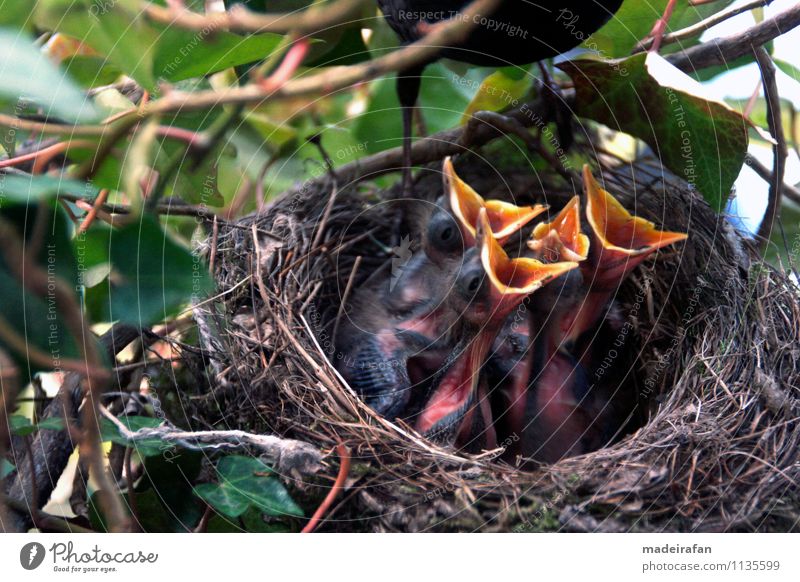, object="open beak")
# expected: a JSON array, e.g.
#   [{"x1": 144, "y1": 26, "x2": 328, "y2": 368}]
[
  {"x1": 444, "y1": 157, "x2": 546, "y2": 245},
  {"x1": 583, "y1": 165, "x2": 687, "y2": 287},
  {"x1": 416, "y1": 210, "x2": 577, "y2": 445},
  {"x1": 415, "y1": 331, "x2": 495, "y2": 439},
  {"x1": 528, "y1": 196, "x2": 590, "y2": 263},
  {"x1": 478, "y1": 209, "x2": 579, "y2": 318}
]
